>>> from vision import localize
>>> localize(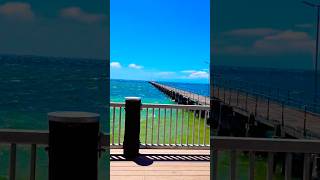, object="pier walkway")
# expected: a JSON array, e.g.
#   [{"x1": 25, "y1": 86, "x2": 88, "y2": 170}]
[
  {"x1": 149, "y1": 81, "x2": 210, "y2": 105},
  {"x1": 149, "y1": 81, "x2": 320, "y2": 139}
]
